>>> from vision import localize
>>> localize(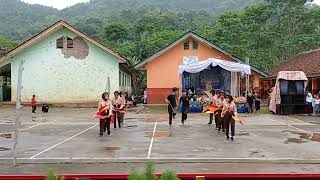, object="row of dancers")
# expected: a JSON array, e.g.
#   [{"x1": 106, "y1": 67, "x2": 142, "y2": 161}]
[
  {"x1": 97, "y1": 88, "x2": 239, "y2": 141},
  {"x1": 165, "y1": 88, "x2": 238, "y2": 141}
]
